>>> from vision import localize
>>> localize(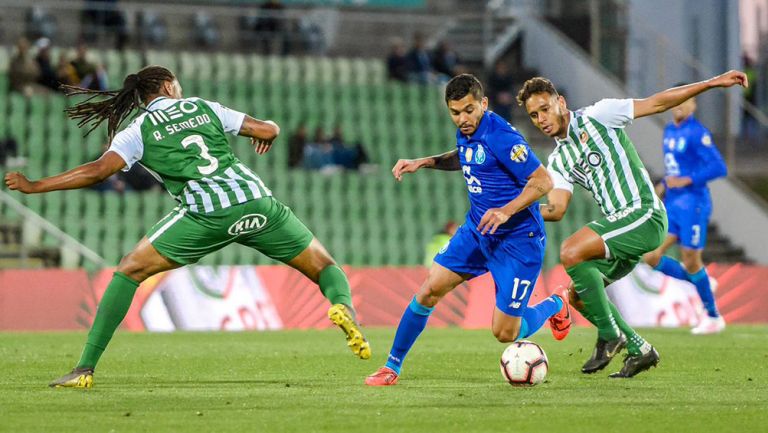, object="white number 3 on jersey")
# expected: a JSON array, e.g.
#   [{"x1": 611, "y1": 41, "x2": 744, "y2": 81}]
[{"x1": 181, "y1": 134, "x2": 220, "y2": 175}]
